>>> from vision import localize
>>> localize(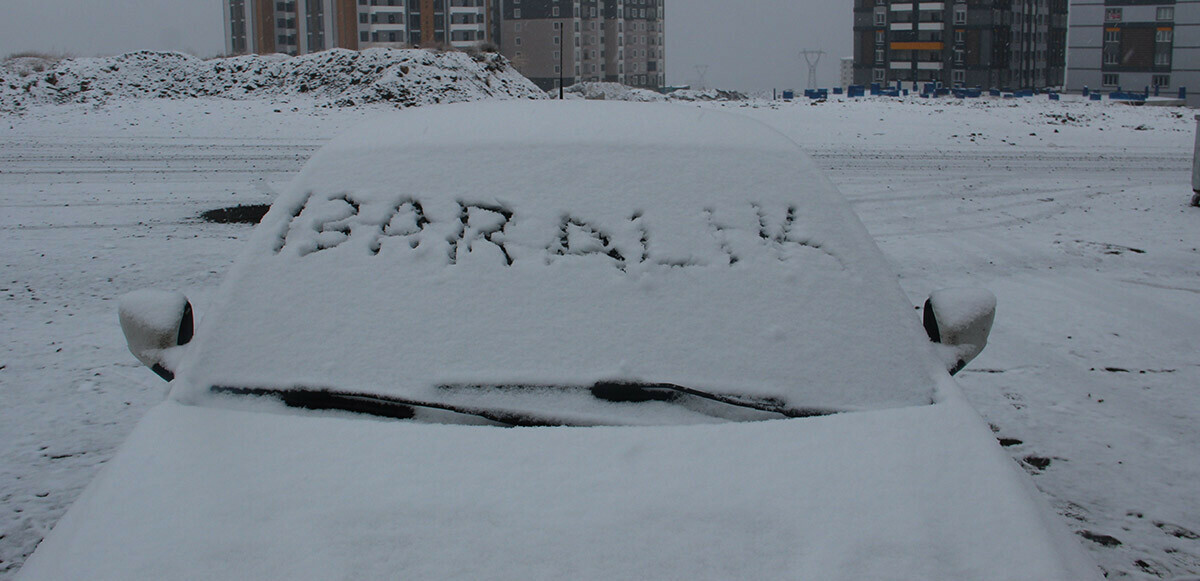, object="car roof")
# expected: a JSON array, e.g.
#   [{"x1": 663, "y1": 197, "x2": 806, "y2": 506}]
[{"x1": 175, "y1": 101, "x2": 940, "y2": 414}]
